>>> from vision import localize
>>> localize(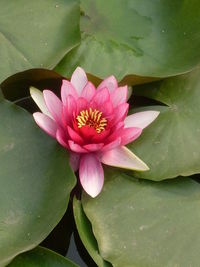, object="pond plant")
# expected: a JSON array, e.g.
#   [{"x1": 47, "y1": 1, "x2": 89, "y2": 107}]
[{"x1": 0, "y1": 1, "x2": 200, "y2": 266}]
